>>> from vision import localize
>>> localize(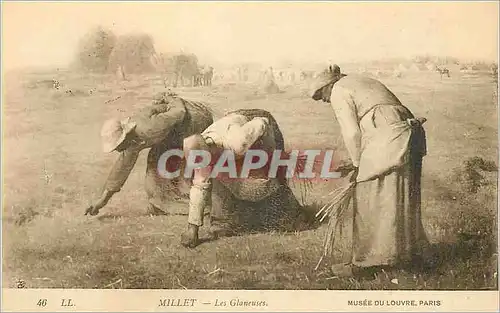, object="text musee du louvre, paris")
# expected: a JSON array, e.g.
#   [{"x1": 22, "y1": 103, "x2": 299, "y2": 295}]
[{"x1": 348, "y1": 299, "x2": 442, "y2": 307}]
